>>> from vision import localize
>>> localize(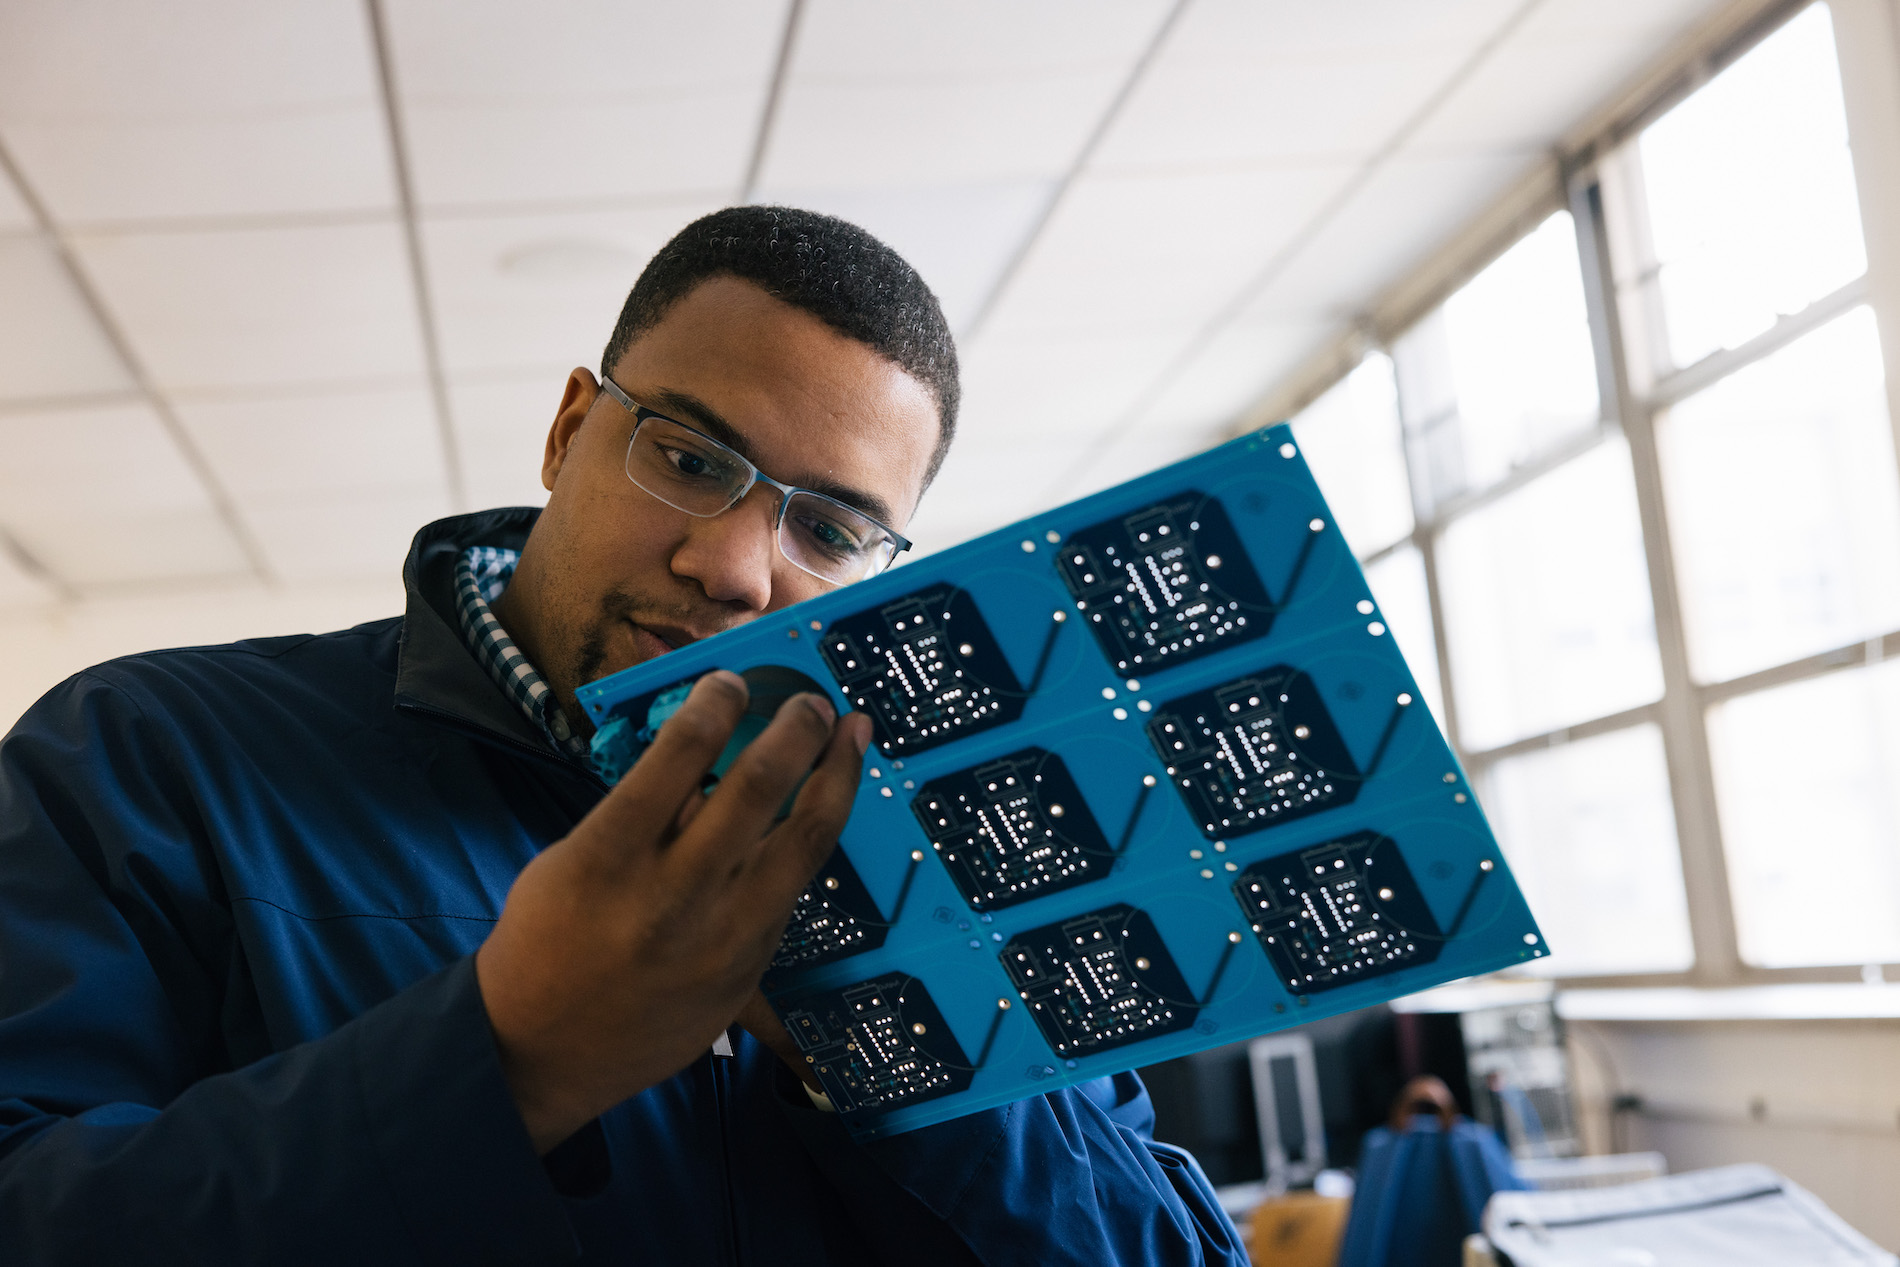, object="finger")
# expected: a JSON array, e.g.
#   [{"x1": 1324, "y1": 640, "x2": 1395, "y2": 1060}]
[
  {"x1": 744, "y1": 712, "x2": 869, "y2": 909},
  {"x1": 669, "y1": 692, "x2": 840, "y2": 882},
  {"x1": 584, "y1": 670, "x2": 748, "y2": 852}
]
